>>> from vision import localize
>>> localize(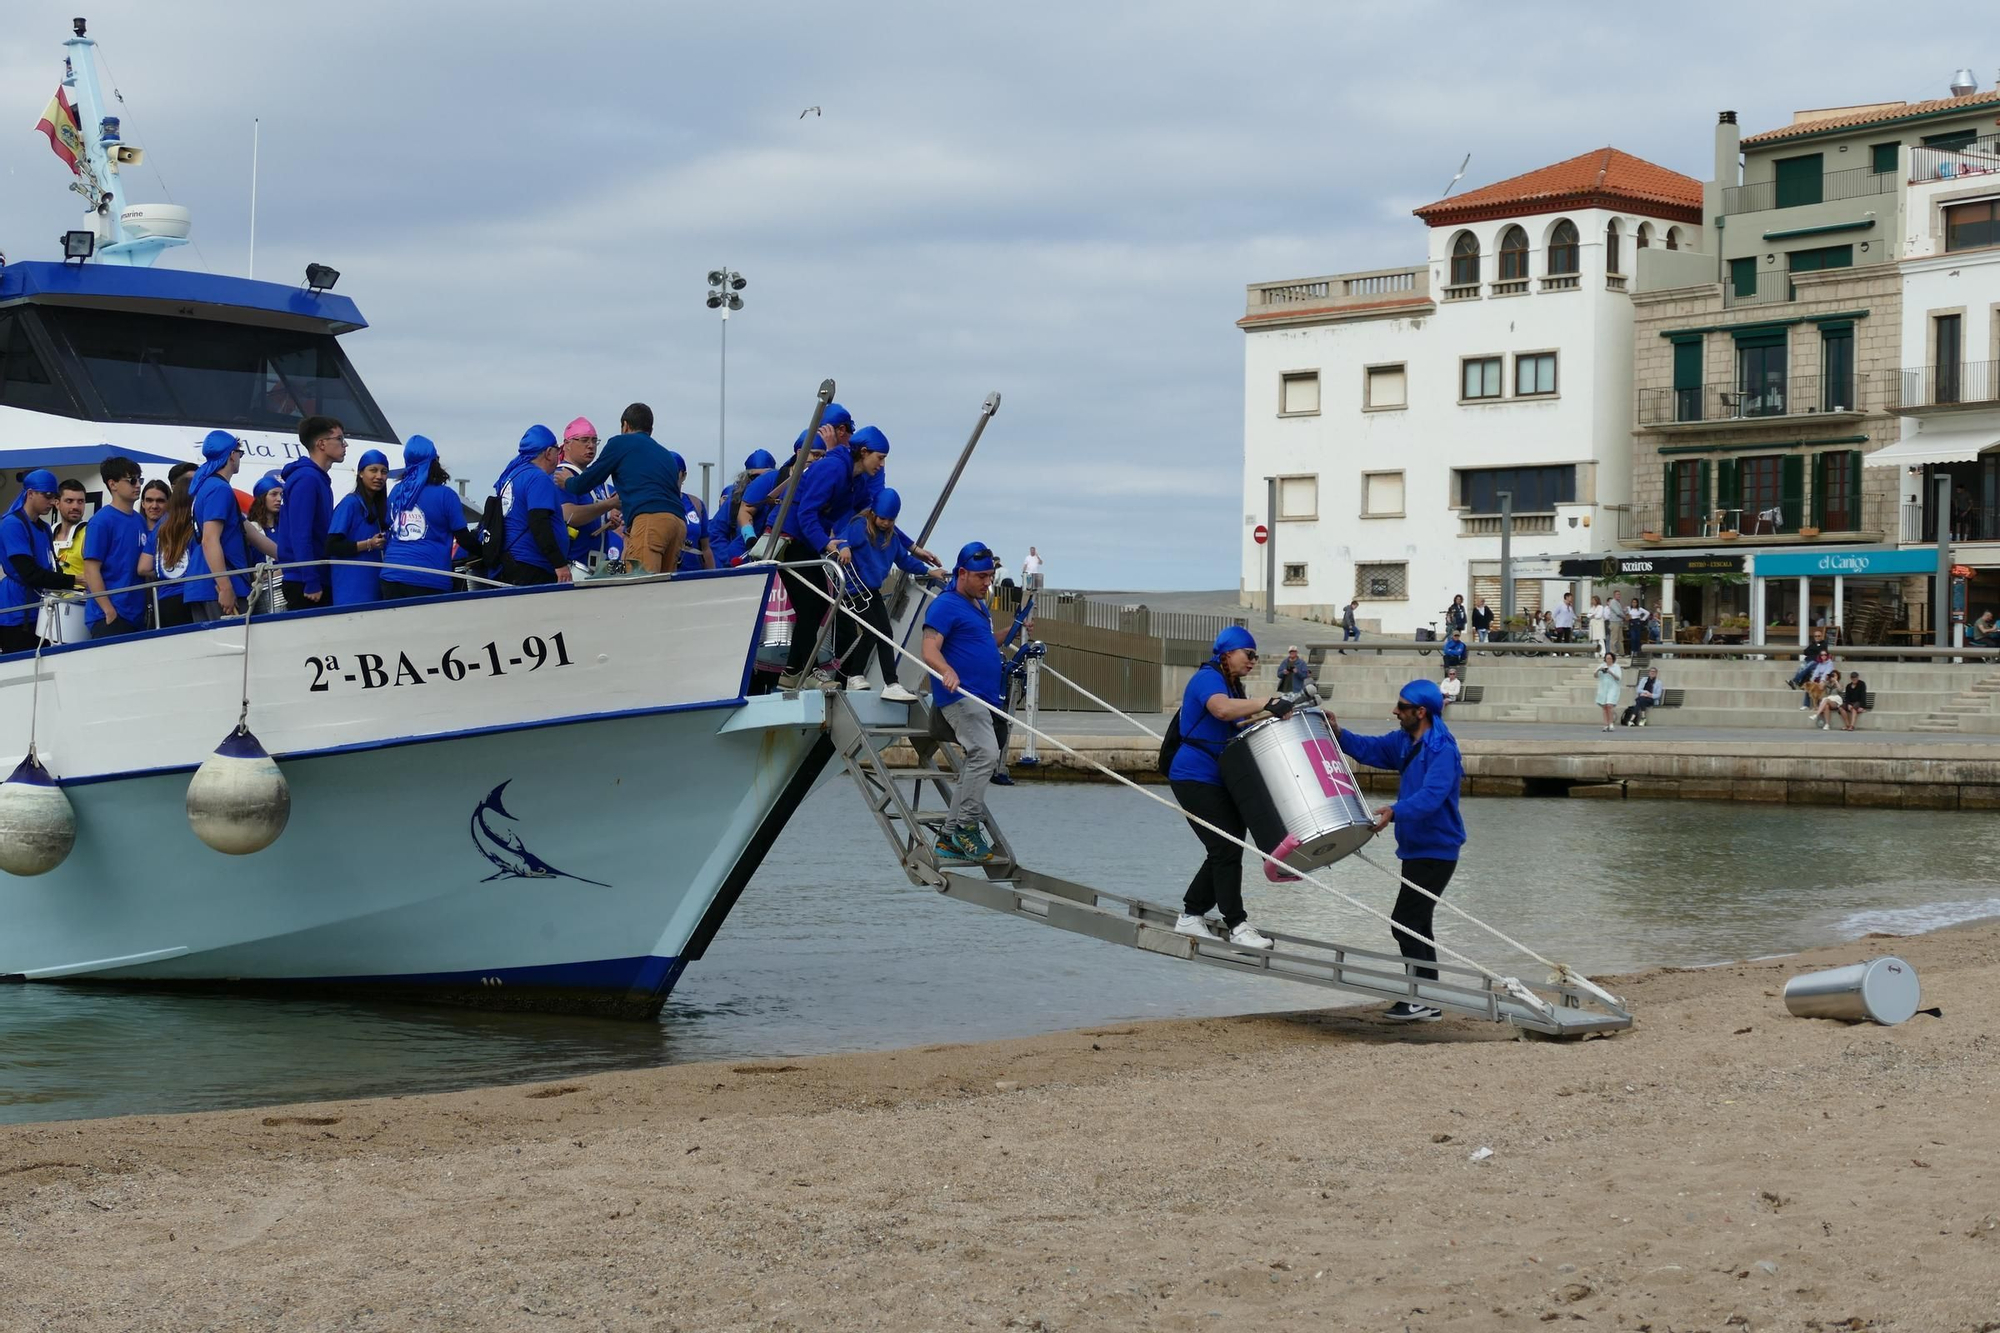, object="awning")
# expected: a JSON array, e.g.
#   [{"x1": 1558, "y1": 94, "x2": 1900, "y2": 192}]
[
  {"x1": 0, "y1": 445, "x2": 184, "y2": 475},
  {"x1": 1862, "y1": 428, "x2": 2000, "y2": 469}
]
